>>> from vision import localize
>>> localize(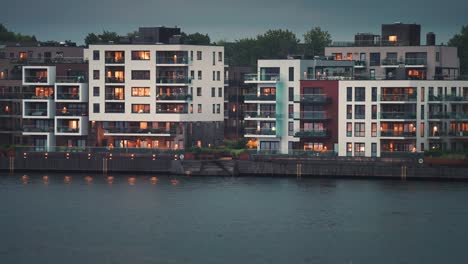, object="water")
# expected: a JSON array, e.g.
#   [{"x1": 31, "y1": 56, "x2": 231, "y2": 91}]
[{"x1": 1, "y1": 173, "x2": 468, "y2": 264}]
